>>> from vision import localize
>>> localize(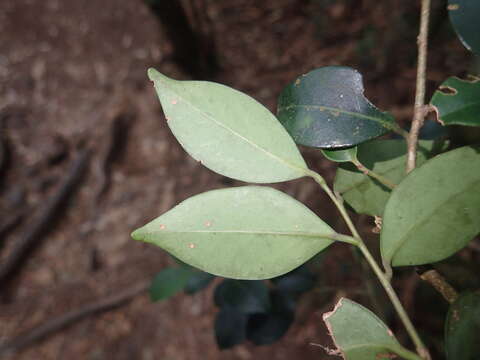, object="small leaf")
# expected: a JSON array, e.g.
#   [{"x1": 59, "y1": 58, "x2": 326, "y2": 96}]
[
  {"x1": 149, "y1": 267, "x2": 194, "y2": 302},
  {"x1": 445, "y1": 291, "x2": 480, "y2": 360},
  {"x1": 132, "y1": 186, "x2": 335, "y2": 280},
  {"x1": 215, "y1": 308, "x2": 248, "y2": 349},
  {"x1": 381, "y1": 145, "x2": 480, "y2": 267},
  {"x1": 334, "y1": 140, "x2": 439, "y2": 216},
  {"x1": 431, "y1": 76, "x2": 480, "y2": 126},
  {"x1": 321, "y1": 147, "x2": 358, "y2": 163},
  {"x1": 214, "y1": 280, "x2": 270, "y2": 314},
  {"x1": 323, "y1": 298, "x2": 418, "y2": 360},
  {"x1": 184, "y1": 271, "x2": 215, "y2": 294},
  {"x1": 277, "y1": 66, "x2": 397, "y2": 149},
  {"x1": 148, "y1": 69, "x2": 308, "y2": 183},
  {"x1": 448, "y1": 0, "x2": 480, "y2": 54}
]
